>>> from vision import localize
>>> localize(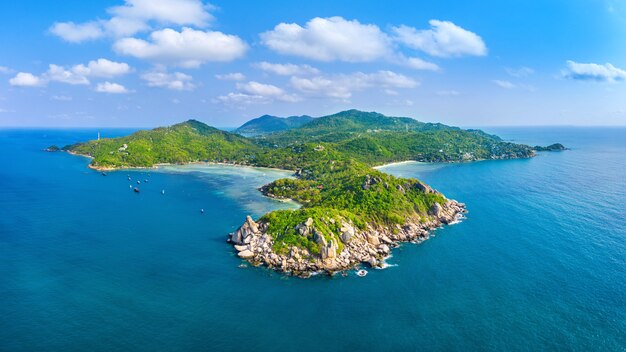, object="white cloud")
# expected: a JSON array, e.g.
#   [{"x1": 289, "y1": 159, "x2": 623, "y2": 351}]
[
  {"x1": 95, "y1": 82, "x2": 130, "y2": 94},
  {"x1": 0, "y1": 108, "x2": 15, "y2": 113},
  {"x1": 291, "y1": 70, "x2": 418, "y2": 100},
  {"x1": 50, "y1": 0, "x2": 214, "y2": 42},
  {"x1": 493, "y1": 80, "x2": 516, "y2": 89},
  {"x1": 49, "y1": 21, "x2": 105, "y2": 43},
  {"x1": 0, "y1": 66, "x2": 14, "y2": 74},
  {"x1": 216, "y1": 92, "x2": 268, "y2": 106},
  {"x1": 51, "y1": 95, "x2": 73, "y2": 101},
  {"x1": 506, "y1": 66, "x2": 534, "y2": 77},
  {"x1": 237, "y1": 81, "x2": 300, "y2": 102},
  {"x1": 46, "y1": 64, "x2": 90, "y2": 85},
  {"x1": 261, "y1": 16, "x2": 391, "y2": 62},
  {"x1": 402, "y1": 56, "x2": 440, "y2": 71},
  {"x1": 72, "y1": 58, "x2": 131, "y2": 78},
  {"x1": 114, "y1": 27, "x2": 247, "y2": 67},
  {"x1": 215, "y1": 72, "x2": 246, "y2": 81},
  {"x1": 141, "y1": 70, "x2": 195, "y2": 90},
  {"x1": 392, "y1": 20, "x2": 487, "y2": 57},
  {"x1": 108, "y1": 0, "x2": 213, "y2": 28},
  {"x1": 562, "y1": 60, "x2": 626, "y2": 82},
  {"x1": 218, "y1": 81, "x2": 300, "y2": 105},
  {"x1": 8, "y1": 59, "x2": 129, "y2": 88},
  {"x1": 9, "y1": 72, "x2": 45, "y2": 87},
  {"x1": 254, "y1": 62, "x2": 319, "y2": 75}
]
